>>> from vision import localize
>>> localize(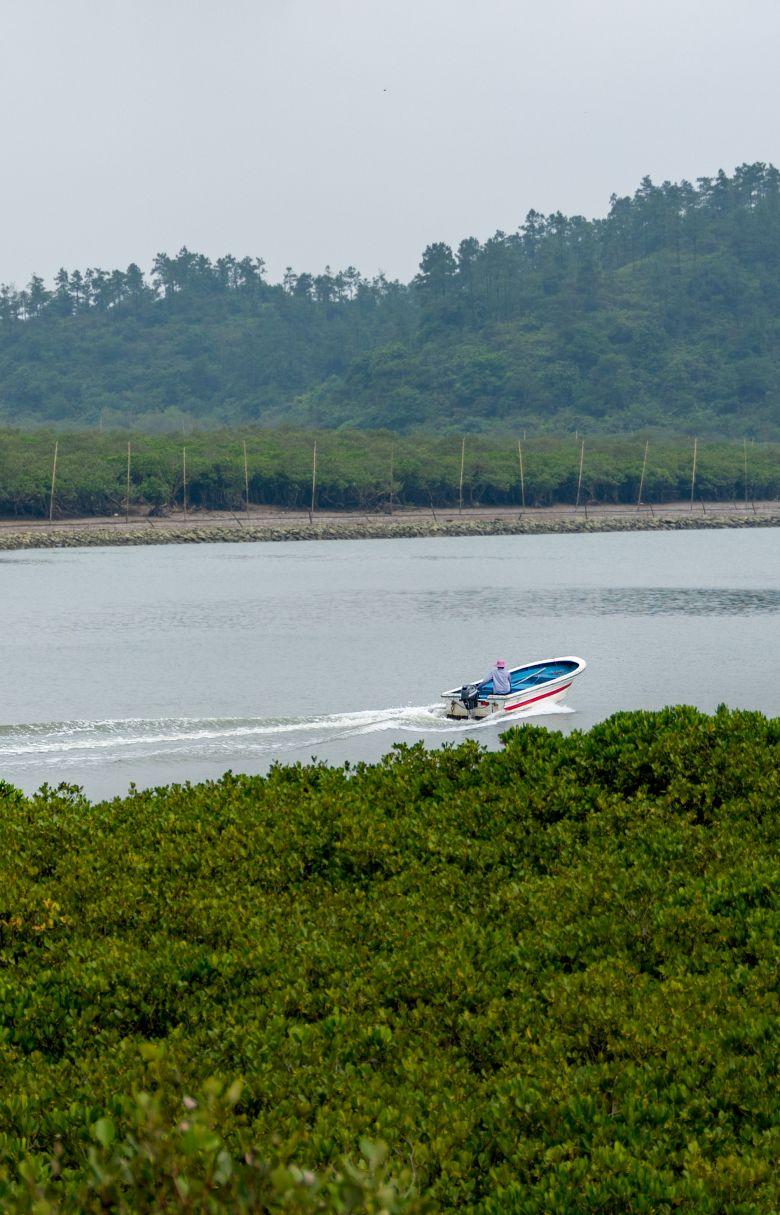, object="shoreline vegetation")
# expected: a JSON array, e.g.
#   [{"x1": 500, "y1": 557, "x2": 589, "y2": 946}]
[
  {"x1": 0, "y1": 706, "x2": 777, "y2": 1212},
  {"x1": 0, "y1": 502, "x2": 778, "y2": 551},
  {"x1": 1, "y1": 428, "x2": 778, "y2": 526}
]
